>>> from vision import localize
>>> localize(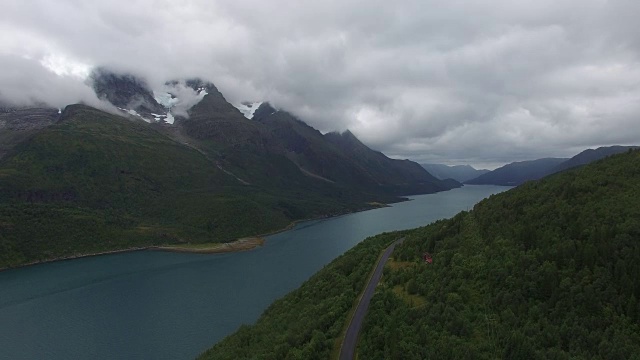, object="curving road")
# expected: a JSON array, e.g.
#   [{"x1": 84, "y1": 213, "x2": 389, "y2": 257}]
[{"x1": 339, "y1": 238, "x2": 405, "y2": 360}]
